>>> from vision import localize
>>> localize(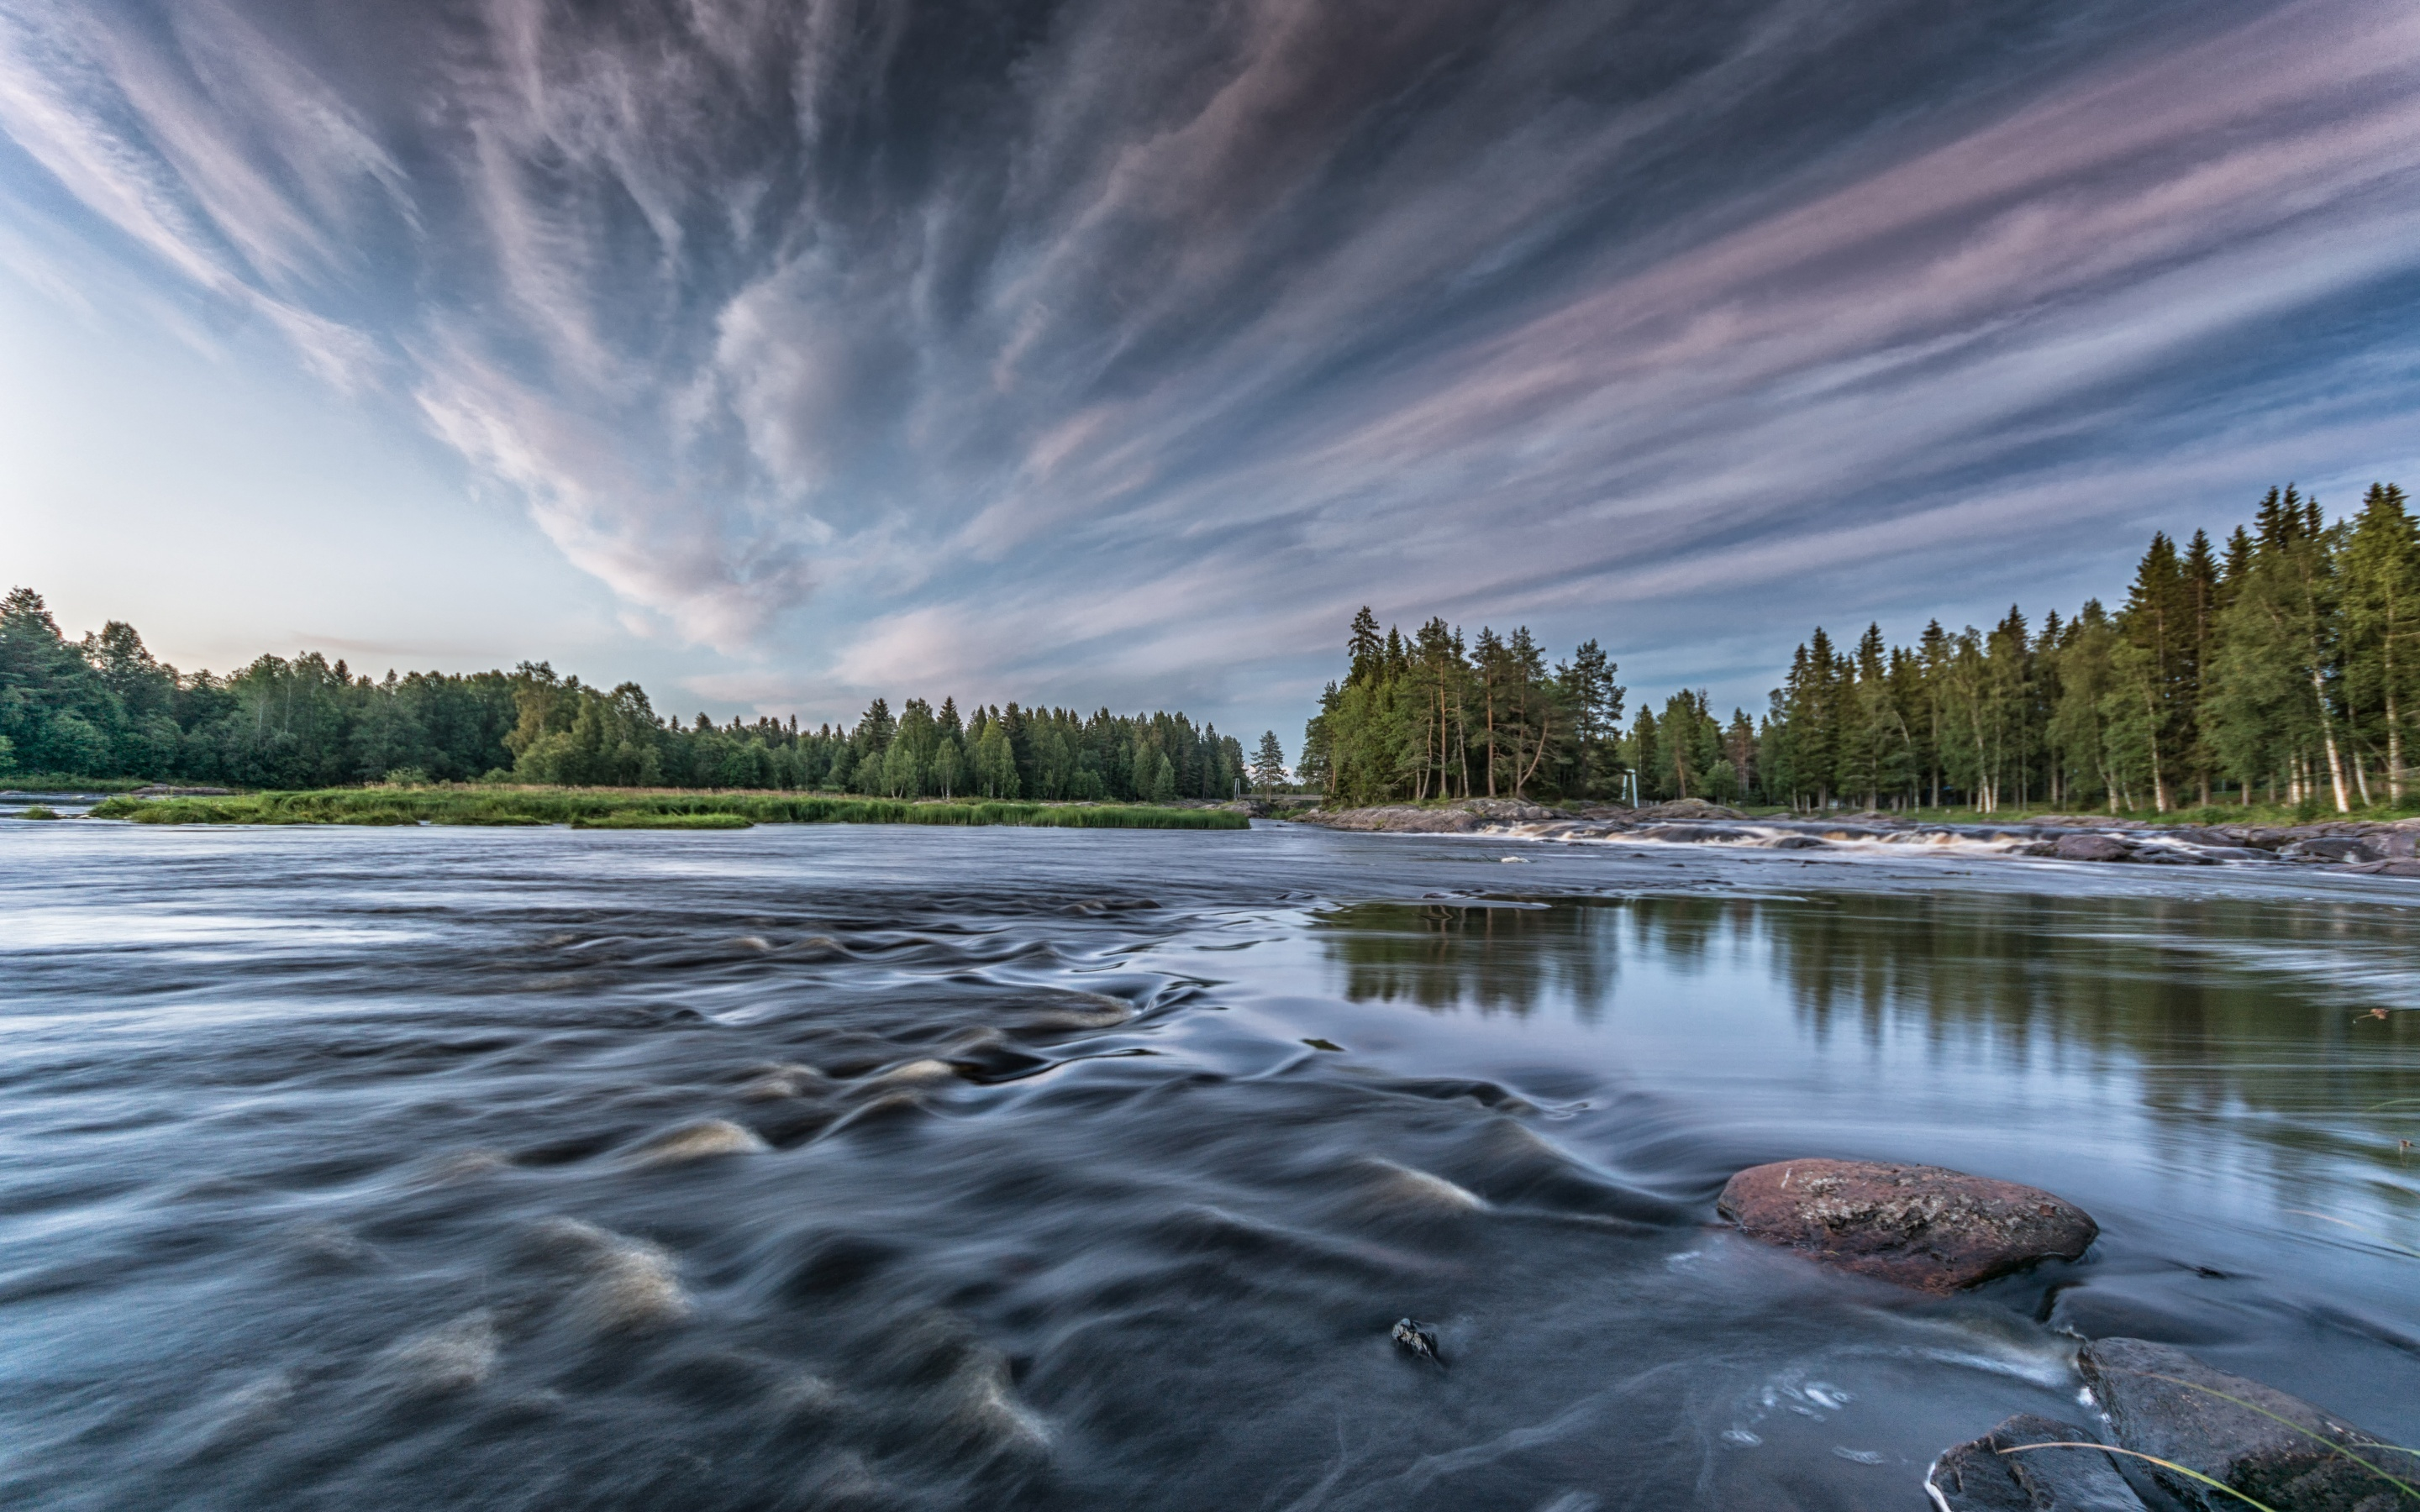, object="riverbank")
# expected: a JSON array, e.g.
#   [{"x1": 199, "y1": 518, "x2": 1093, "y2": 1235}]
[
  {"x1": 82, "y1": 787, "x2": 1250, "y2": 830},
  {"x1": 1296, "y1": 796, "x2": 2420, "y2": 874}
]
